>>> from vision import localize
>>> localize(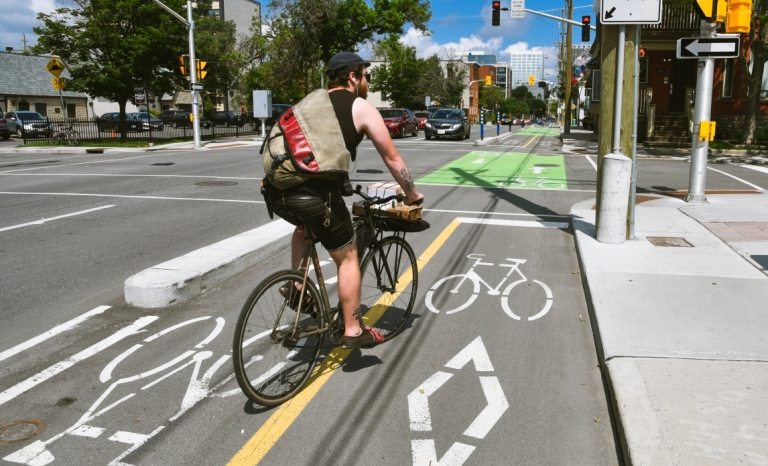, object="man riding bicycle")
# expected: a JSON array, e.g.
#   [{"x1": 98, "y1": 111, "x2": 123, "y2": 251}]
[{"x1": 261, "y1": 52, "x2": 424, "y2": 349}]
